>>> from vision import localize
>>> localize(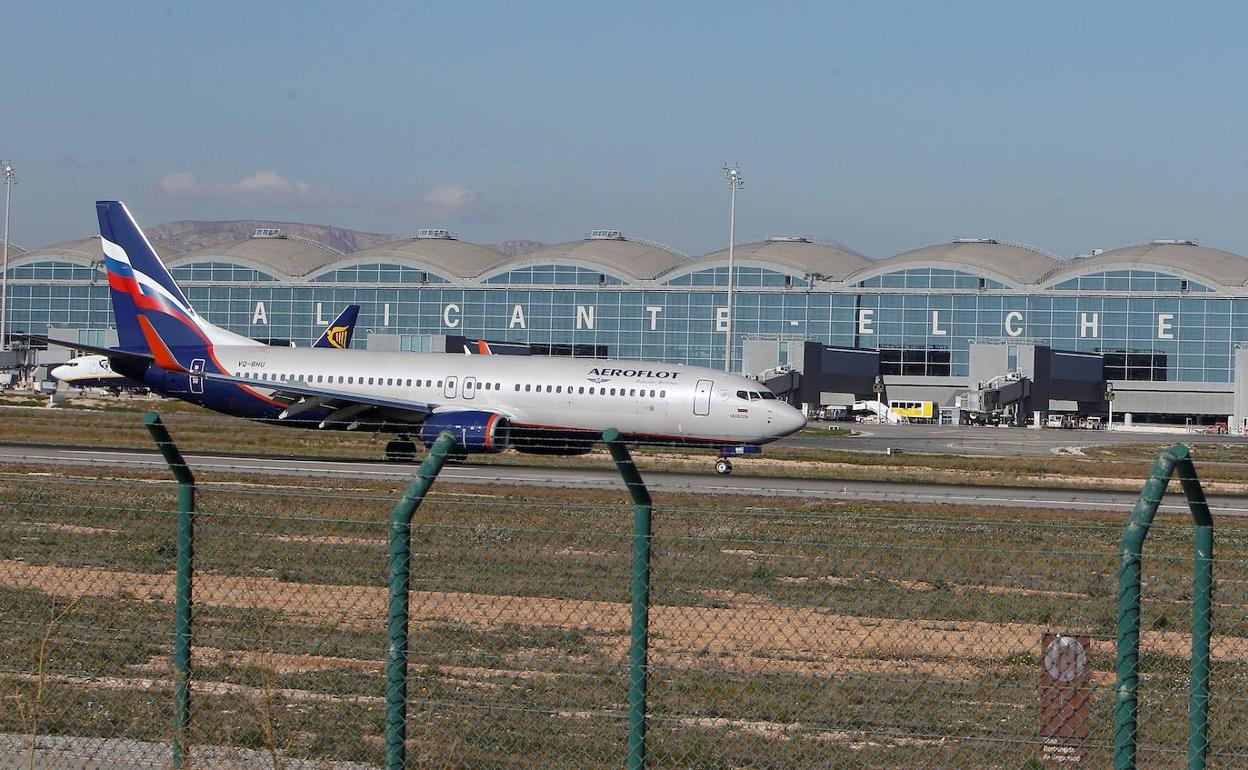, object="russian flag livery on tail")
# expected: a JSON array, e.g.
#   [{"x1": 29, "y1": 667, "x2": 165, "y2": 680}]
[{"x1": 89, "y1": 201, "x2": 805, "y2": 471}]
